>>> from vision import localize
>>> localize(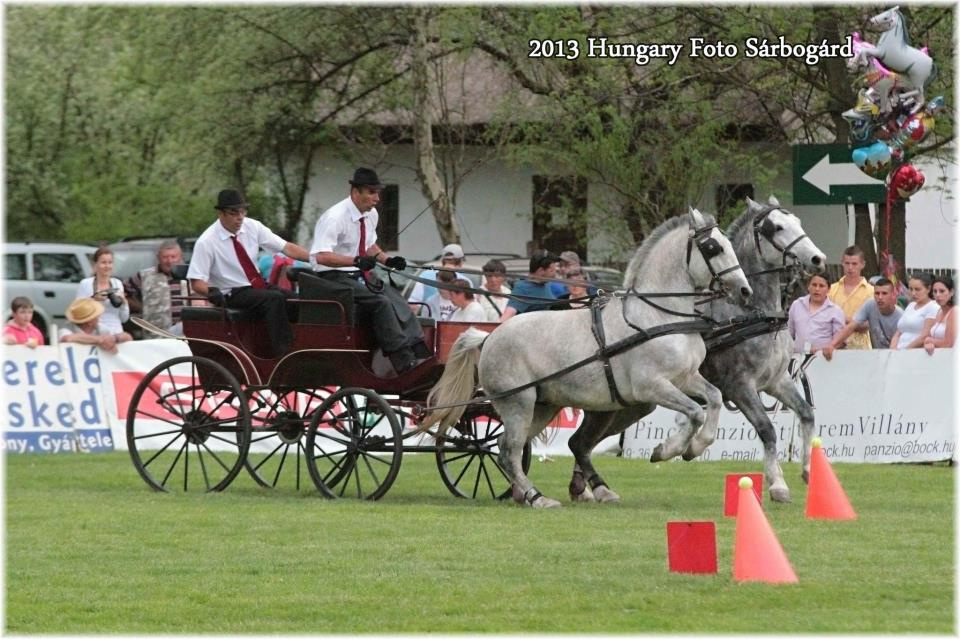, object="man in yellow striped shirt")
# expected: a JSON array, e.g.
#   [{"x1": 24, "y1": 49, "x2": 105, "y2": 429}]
[{"x1": 828, "y1": 245, "x2": 874, "y2": 349}]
